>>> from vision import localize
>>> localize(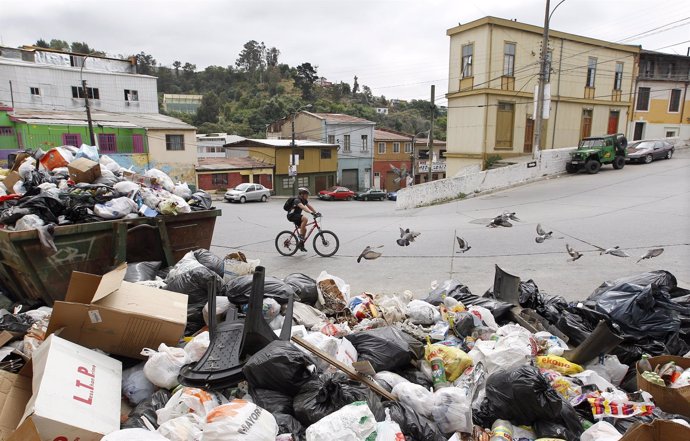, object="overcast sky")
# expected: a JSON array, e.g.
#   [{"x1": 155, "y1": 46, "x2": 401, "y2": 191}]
[{"x1": 2, "y1": 0, "x2": 689, "y2": 104}]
